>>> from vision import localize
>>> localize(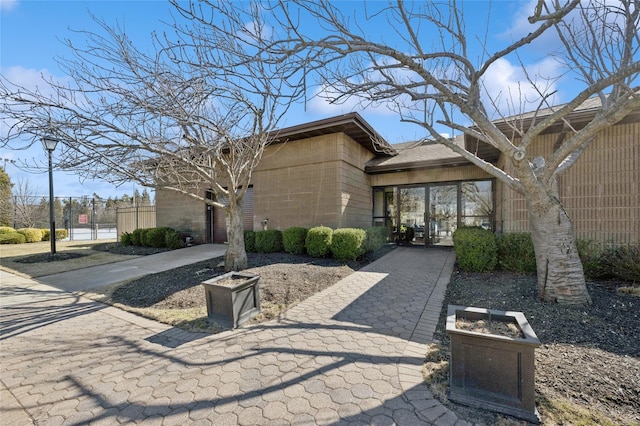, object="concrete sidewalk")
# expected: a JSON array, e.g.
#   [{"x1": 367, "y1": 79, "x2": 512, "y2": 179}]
[
  {"x1": 0, "y1": 246, "x2": 465, "y2": 425},
  {"x1": 37, "y1": 244, "x2": 228, "y2": 292}
]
